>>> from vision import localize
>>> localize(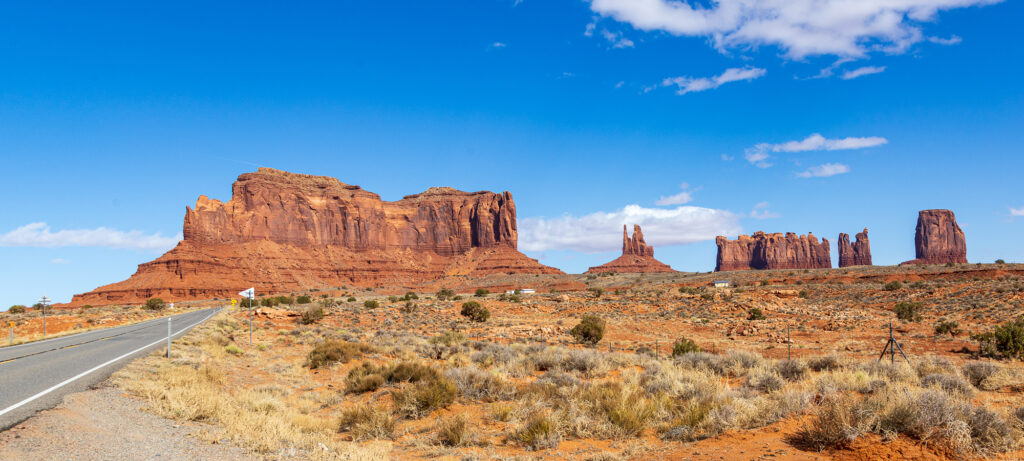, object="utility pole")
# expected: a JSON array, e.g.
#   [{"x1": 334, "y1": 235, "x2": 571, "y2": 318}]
[{"x1": 38, "y1": 295, "x2": 51, "y2": 338}]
